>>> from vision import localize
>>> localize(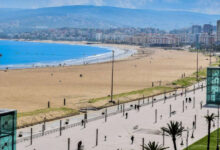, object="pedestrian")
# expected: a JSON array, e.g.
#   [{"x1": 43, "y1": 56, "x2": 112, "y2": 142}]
[
  {"x1": 84, "y1": 113, "x2": 87, "y2": 122},
  {"x1": 137, "y1": 105, "x2": 140, "y2": 111},
  {"x1": 193, "y1": 121, "x2": 195, "y2": 129},
  {"x1": 134, "y1": 105, "x2": 137, "y2": 110},
  {"x1": 125, "y1": 112, "x2": 128, "y2": 119},
  {"x1": 77, "y1": 141, "x2": 82, "y2": 150},
  {"x1": 104, "y1": 136, "x2": 107, "y2": 141},
  {"x1": 185, "y1": 98, "x2": 188, "y2": 103},
  {"x1": 81, "y1": 119, "x2": 84, "y2": 126},
  {"x1": 189, "y1": 97, "x2": 192, "y2": 103},
  {"x1": 131, "y1": 135, "x2": 134, "y2": 144}
]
